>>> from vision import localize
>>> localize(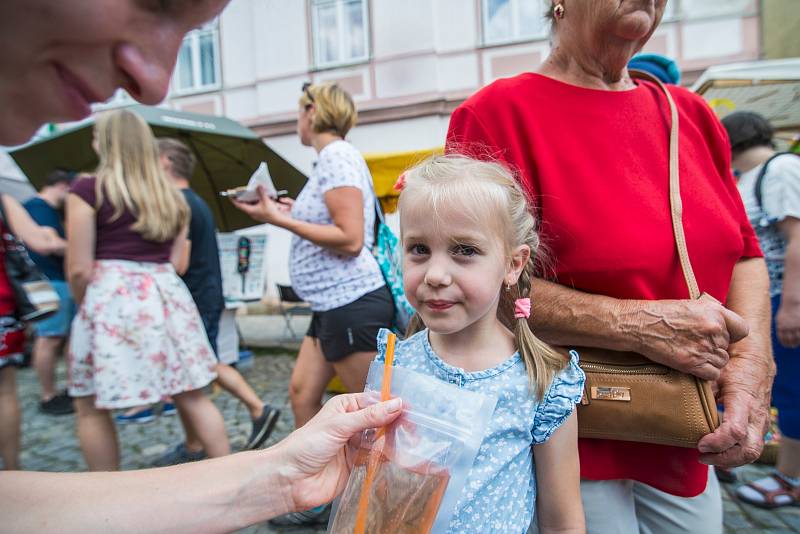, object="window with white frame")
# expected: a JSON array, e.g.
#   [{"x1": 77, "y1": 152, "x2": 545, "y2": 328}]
[
  {"x1": 311, "y1": 0, "x2": 369, "y2": 68},
  {"x1": 482, "y1": 0, "x2": 549, "y2": 46},
  {"x1": 174, "y1": 20, "x2": 220, "y2": 94}
]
